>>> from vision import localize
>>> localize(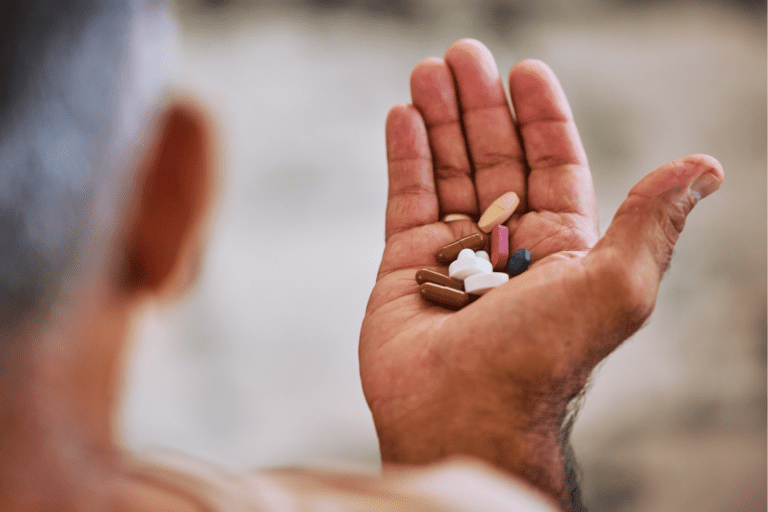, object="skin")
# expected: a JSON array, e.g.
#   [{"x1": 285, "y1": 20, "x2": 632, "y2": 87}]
[
  {"x1": 0, "y1": 102, "x2": 215, "y2": 511},
  {"x1": 0, "y1": 33, "x2": 722, "y2": 511},
  {"x1": 359, "y1": 39, "x2": 723, "y2": 510}
]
